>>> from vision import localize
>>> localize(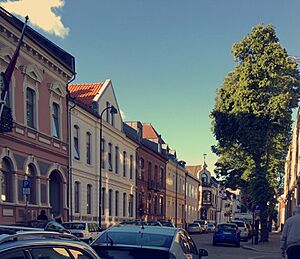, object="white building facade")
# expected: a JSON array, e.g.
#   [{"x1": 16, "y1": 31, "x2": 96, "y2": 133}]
[{"x1": 69, "y1": 80, "x2": 137, "y2": 227}]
